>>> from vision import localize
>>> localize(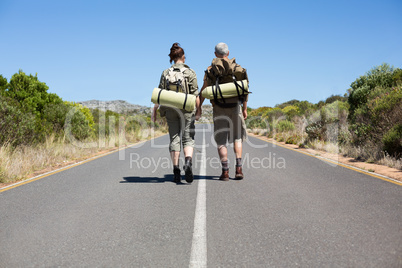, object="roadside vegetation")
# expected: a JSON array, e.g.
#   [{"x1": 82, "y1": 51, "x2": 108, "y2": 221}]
[
  {"x1": 0, "y1": 70, "x2": 167, "y2": 183},
  {"x1": 246, "y1": 63, "x2": 402, "y2": 170}
]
